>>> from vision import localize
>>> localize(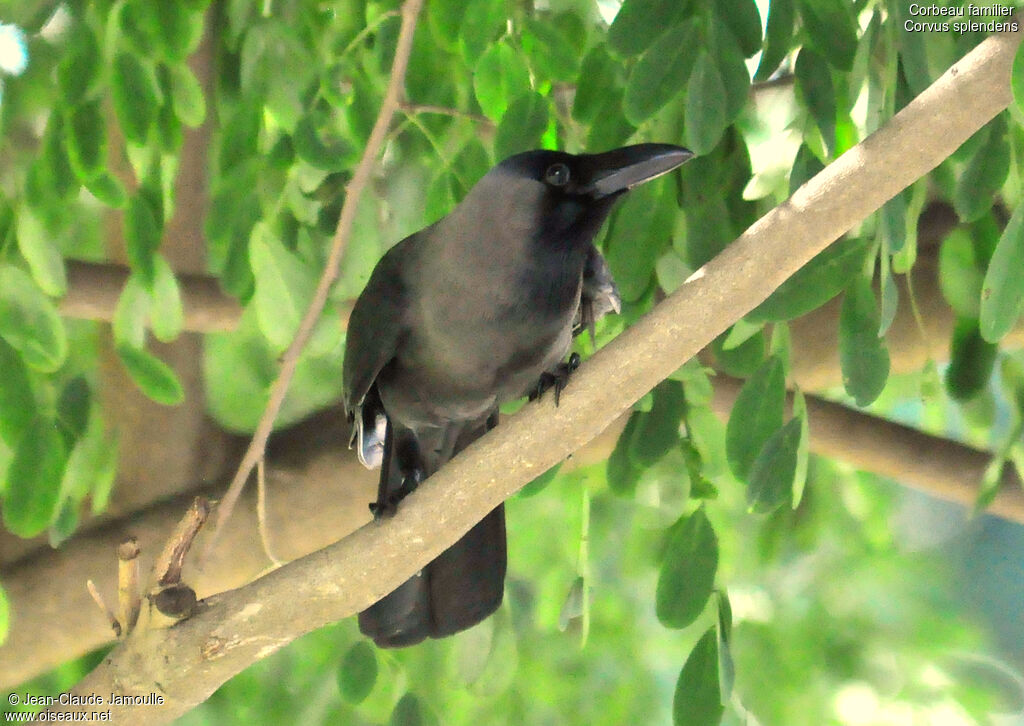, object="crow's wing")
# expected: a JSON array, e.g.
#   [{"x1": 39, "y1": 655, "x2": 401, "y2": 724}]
[{"x1": 342, "y1": 240, "x2": 411, "y2": 468}]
